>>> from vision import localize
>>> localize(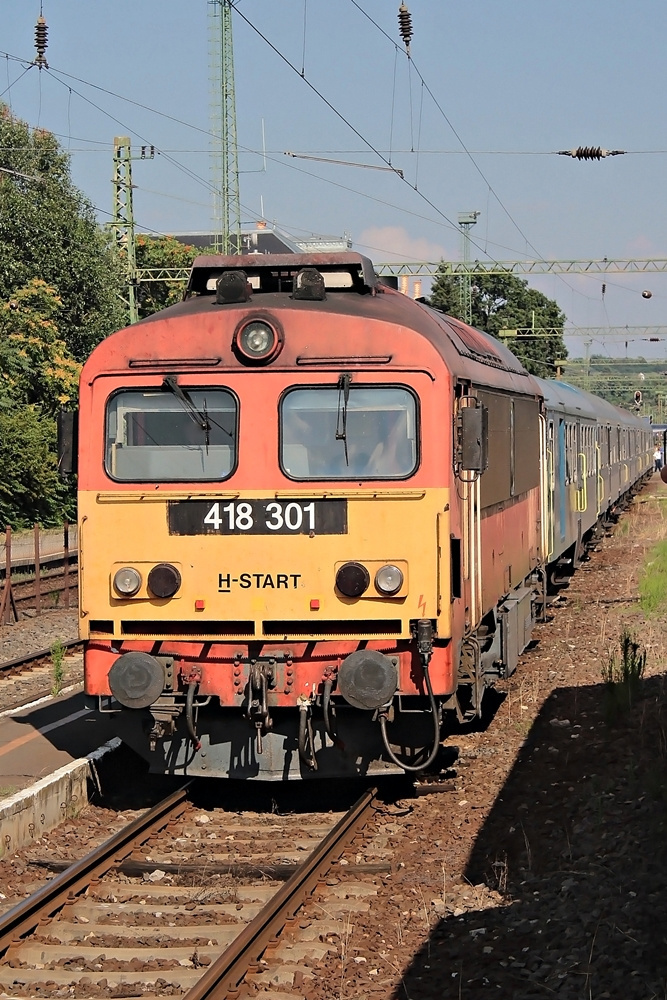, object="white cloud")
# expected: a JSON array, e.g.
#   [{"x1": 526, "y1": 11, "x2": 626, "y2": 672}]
[{"x1": 354, "y1": 225, "x2": 450, "y2": 263}]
